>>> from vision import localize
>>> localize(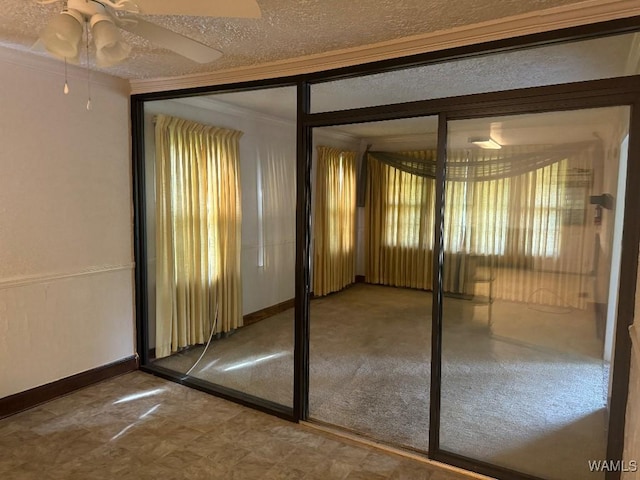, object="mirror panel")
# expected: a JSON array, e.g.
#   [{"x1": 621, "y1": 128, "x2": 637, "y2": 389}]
[
  {"x1": 308, "y1": 117, "x2": 438, "y2": 451},
  {"x1": 143, "y1": 87, "x2": 297, "y2": 408},
  {"x1": 440, "y1": 106, "x2": 630, "y2": 479}
]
